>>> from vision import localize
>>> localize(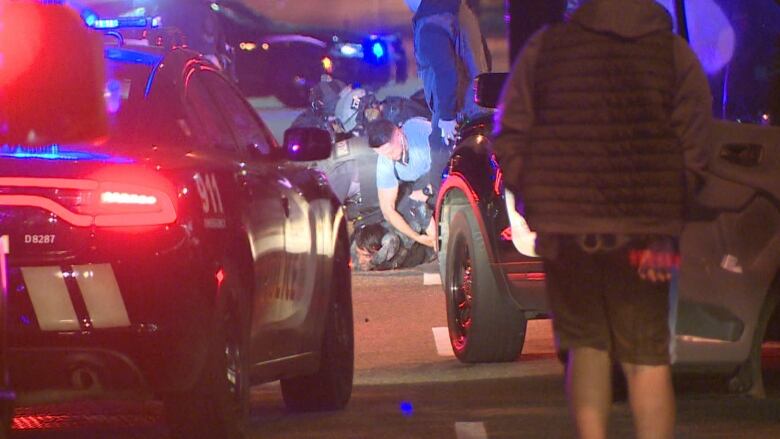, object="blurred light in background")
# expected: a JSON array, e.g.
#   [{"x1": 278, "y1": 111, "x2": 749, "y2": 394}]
[
  {"x1": 0, "y1": 3, "x2": 43, "y2": 87},
  {"x1": 656, "y1": 0, "x2": 735, "y2": 74},
  {"x1": 321, "y1": 56, "x2": 334, "y2": 74},
  {"x1": 239, "y1": 41, "x2": 258, "y2": 51}
]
